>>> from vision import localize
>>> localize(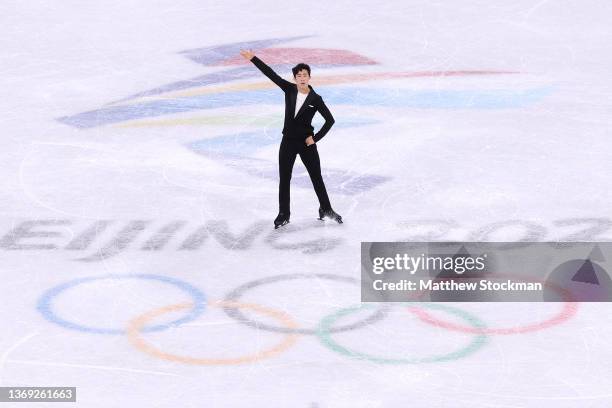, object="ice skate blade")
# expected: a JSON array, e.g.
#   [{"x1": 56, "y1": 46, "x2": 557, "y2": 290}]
[
  {"x1": 274, "y1": 220, "x2": 290, "y2": 229},
  {"x1": 318, "y1": 216, "x2": 343, "y2": 224}
]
